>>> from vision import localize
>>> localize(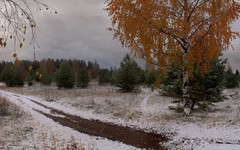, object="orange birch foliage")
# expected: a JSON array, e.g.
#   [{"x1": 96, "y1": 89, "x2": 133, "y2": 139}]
[{"x1": 106, "y1": 0, "x2": 240, "y2": 77}]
